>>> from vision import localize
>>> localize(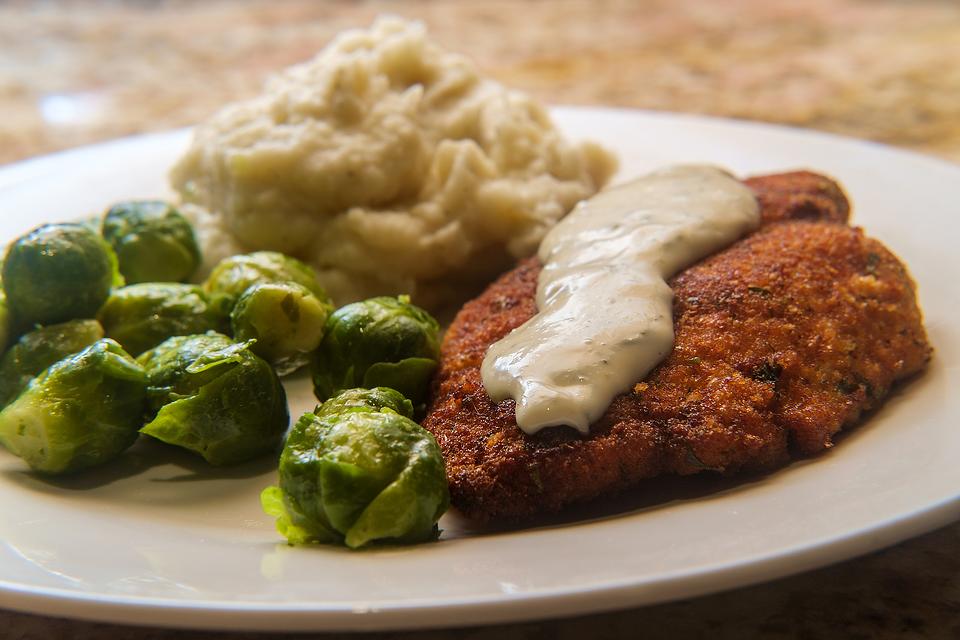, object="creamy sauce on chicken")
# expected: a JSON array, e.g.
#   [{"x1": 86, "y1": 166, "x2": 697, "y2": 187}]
[{"x1": 481, "y1": 165, "x2": 760, "y2": 435}]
